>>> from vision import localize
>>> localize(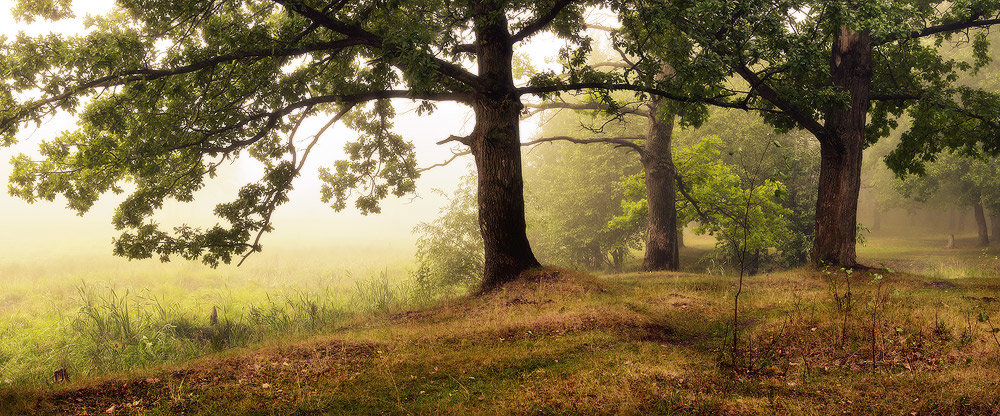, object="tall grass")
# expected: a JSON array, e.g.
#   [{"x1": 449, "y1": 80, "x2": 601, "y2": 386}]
[{"x1": 0, "y1": 245, "x2": 446, "y2": 386}]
